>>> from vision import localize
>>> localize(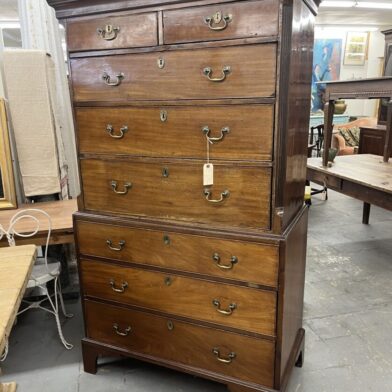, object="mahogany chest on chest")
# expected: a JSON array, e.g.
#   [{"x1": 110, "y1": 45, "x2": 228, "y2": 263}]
[{"x1": 47, "y1": 1, "x2": 321, "y2": 391}]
